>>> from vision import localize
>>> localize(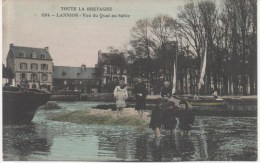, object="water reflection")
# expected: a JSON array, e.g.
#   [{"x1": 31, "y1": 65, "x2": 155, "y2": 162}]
[
  {"x1": 177, "y1": 134, "x2": 195, "y2": 161},
  {"x1": 2, "y1": 101, "x2": 257, "y2": 161},
  {"x1": 134, "y1": 133, "x2": 149, "y2": 161},
  {"x1": 148, "y1": 133, "x2": 196, "y2": 161},
  {"x1": 3, "y1": 124, "x2": 52, "y2": 161},
  {"x1": 116, "y1": 138, "x2": 128, "y2": 160}
]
